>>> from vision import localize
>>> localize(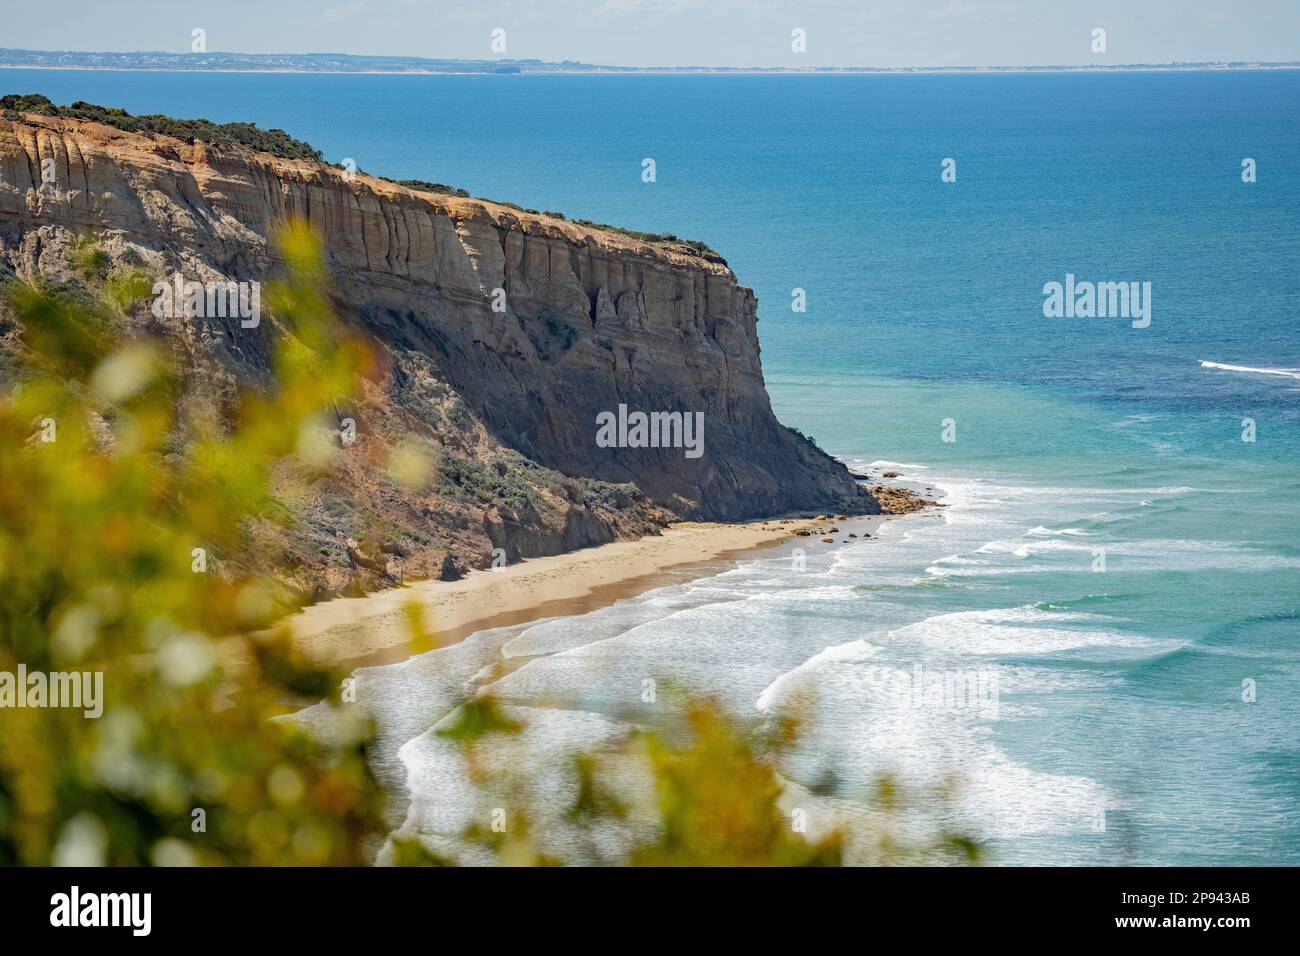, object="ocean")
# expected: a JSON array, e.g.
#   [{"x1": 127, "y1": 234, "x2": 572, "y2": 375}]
[{"x1": 10, "y1": 69, "x2": 1299, "y2": 864}]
